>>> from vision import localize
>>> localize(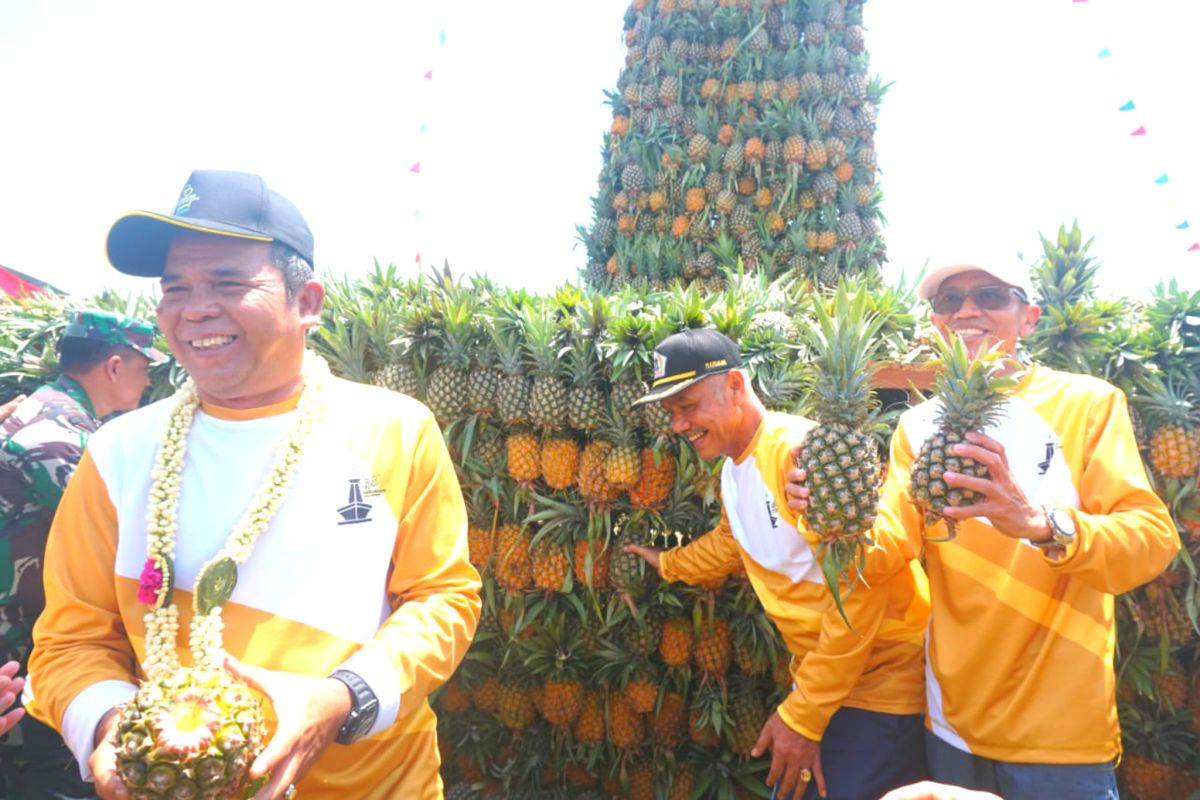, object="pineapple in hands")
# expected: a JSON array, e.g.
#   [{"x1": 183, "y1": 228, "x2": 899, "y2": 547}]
[{"x1": 909, "y1": 331, "x2": 1017, "y2": 540}]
